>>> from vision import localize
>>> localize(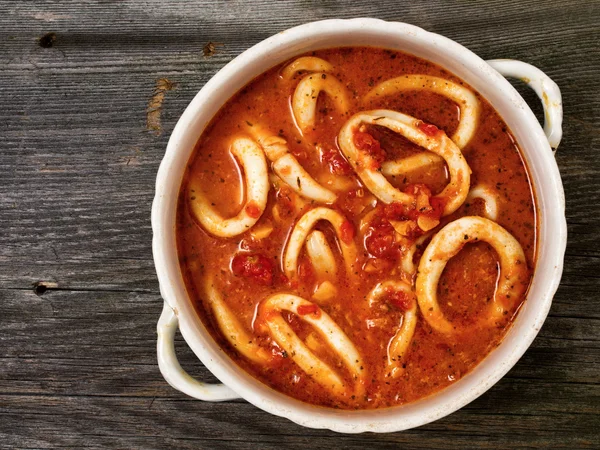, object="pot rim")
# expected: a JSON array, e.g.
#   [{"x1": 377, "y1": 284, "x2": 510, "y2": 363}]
[{"x1": 152, "y1": 18, "x2": 566, "y2": 433}]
